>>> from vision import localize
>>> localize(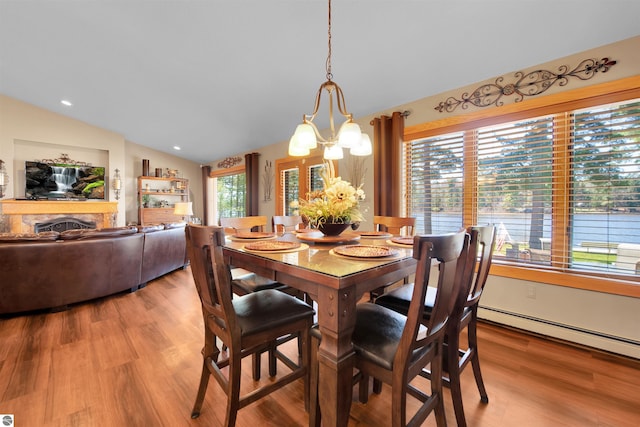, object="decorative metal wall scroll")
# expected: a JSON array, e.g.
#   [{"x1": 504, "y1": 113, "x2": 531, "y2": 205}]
[
  {"x1": 217, "y1": 156, "x2": 243, "y2": 169},
  {"x1": 39, "y1": 153, "x2": 91, "y2": 166},
  {"x1": 435, "y1": 57, "x2": 617, "y2": 114}
]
